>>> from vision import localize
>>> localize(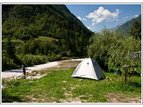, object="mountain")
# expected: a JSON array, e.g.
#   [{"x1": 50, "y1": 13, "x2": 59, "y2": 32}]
[
  {"x1": 2, "y1": 5, "x2": 93, "y2": 57},
  {"x1": 115, "y1": 15, "x2": 141, "y2": 36}
]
